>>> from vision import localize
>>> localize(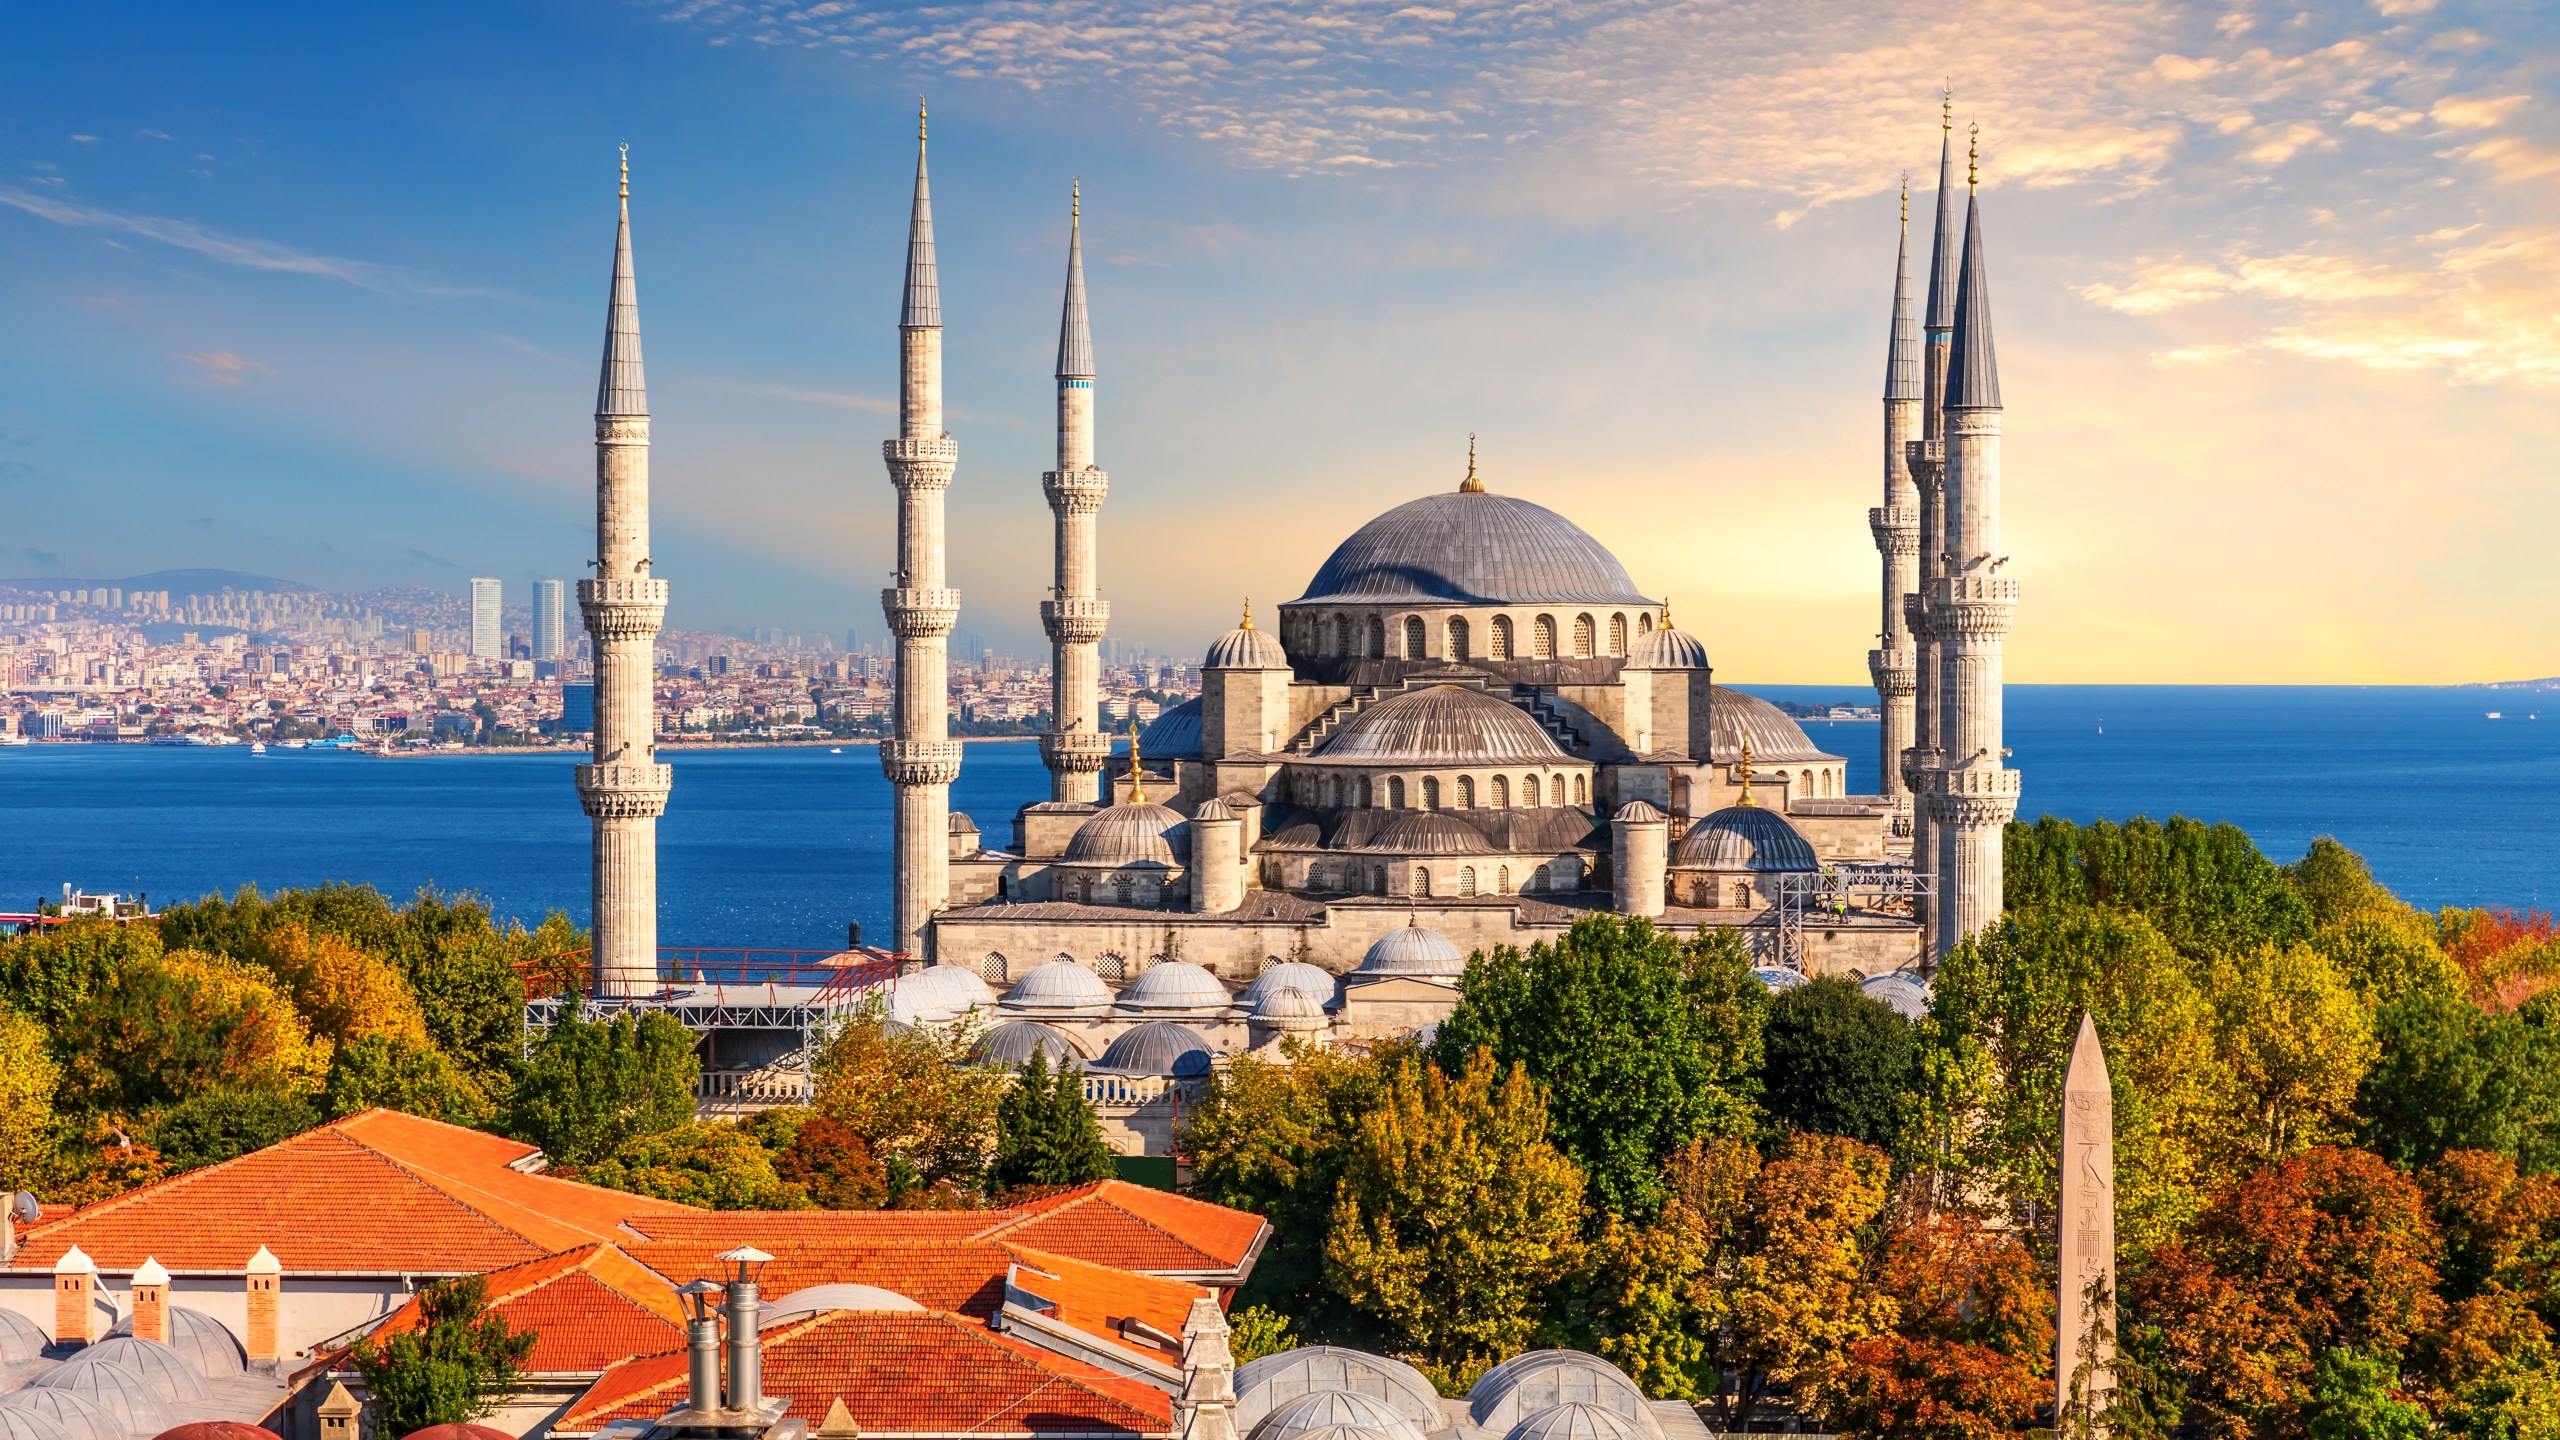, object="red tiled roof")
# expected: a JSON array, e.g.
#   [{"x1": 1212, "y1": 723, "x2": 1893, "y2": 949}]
[
  {"x1": 555, "y1": 1310, "x2": 1171, "y2": 1437},
  {"x1": 345, "y1": 1244, "x2": 688, "y2": 1375},
  {"x1": 620, "y1": 1241, "x2": 1013, "y2": 1320},
  {"x1": 619, "y1": 1211, "x2": 1003, "y2": 1246},
  {"x1": 8, "y1": 1110, "x2": 693, "y2": 1274},
  {"x1": 1000, "y1": 1244, "x2": 1209, "y2": 1363},
  {"x1": 983, "y1": 1183, "x2": 1267, "y2": 1276}
]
